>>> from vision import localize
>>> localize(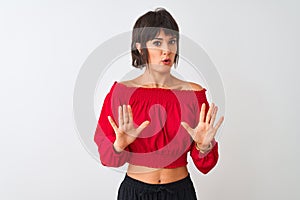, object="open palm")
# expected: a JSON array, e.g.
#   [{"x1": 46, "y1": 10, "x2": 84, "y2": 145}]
[
  {"x1": 108, "y1": 104, "x2": 150, "y2": 151},
  {"x1": 181, "y1": 103, "x2": 224, "y2": 150}
]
